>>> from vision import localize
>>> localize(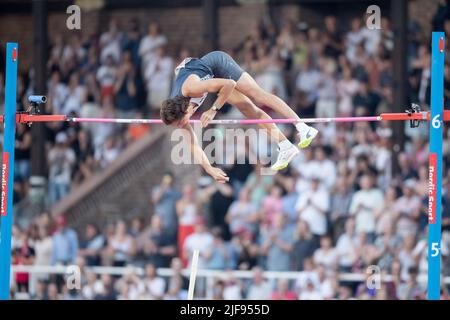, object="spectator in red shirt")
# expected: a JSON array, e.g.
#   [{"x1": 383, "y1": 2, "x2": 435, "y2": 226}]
[
  {"x1": 270, "y1": 279, "x2": 297, "y2": 300},
  {"x1": 13, "y1": 232, "x2": 35, "y2": 293}
]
